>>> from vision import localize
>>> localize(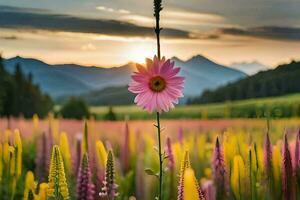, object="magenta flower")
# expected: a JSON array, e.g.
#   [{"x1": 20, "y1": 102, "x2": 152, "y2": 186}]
[
  {"x1": 282, "y1": 134, "x2": 295, "y2": 200},
  {"x1": 35, "y1": 131, "x2": 48, "y2": 182},
  {"x1": 166, "y1": 137, "x2": 175, "y2": 170},
  {"x1": 264, "y1": 132, "x2": 273, "y2": 178},
  {"x1": 128, "y1": 56, "x2": 184, "y2": 113},
  {"x1": 178, "y1": 127, "x2": 184, "y2": 145},
  {"x1": 295, "y1": 129, "x2": 300, "y2": 196},
  {"x1": 201, "y1": 180, "x2": 216, "y2": 200},
  {"x1": 77, "y1": 153, "x2": 95, "y2": 200},
  {"x1": 212, "y1": 137, "x2": 228, "y2": 199},
  {"x1": 295, "y1": 129, "x2": 300, "y2": 172}
]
